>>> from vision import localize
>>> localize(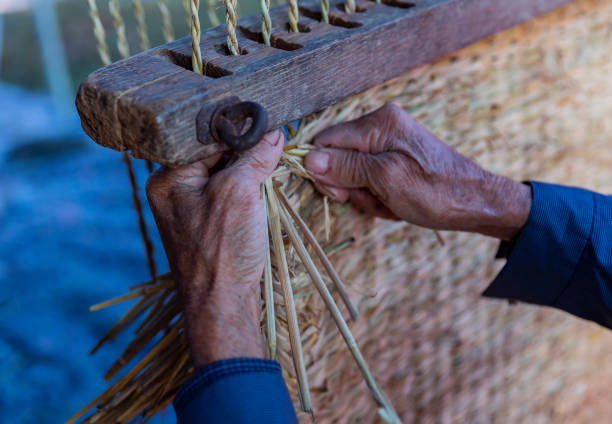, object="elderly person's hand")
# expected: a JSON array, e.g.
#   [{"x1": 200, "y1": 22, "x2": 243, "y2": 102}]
[
  {"x1": 305, "y1": 104, "x2": 532, "y2": 241},
  {"x1": 146, "y1": 130, "x2": 284, "y2": 368}
]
